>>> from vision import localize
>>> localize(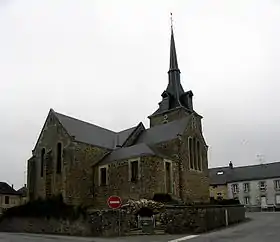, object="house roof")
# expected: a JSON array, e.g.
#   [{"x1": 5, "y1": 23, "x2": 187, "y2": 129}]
[
  {"x1": 209, "y1": 162, "x2": 280, "y2": 185},
  {"x1": 17, "y1": 186, "x2": 27, "y2": 197},
  {"x1": 54, "y1": 111, "x2": 138, "y2": 149},
  {"x1": 0, "y1": 182, "x2": 20, "y2": 195},
  {"x1": 209, "y1": 167, "x2": 230, "y2": 185}
]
